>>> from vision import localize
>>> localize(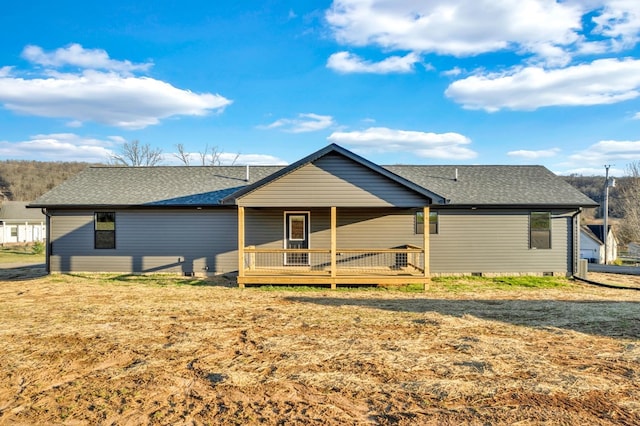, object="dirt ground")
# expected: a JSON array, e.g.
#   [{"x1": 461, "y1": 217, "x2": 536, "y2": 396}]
[
  {"x1": 0, "y1": 270, "x2": 639, "y2": 425},
  {"x1": 587, "y1": 272, "x2": 640, "y2": 289}
]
